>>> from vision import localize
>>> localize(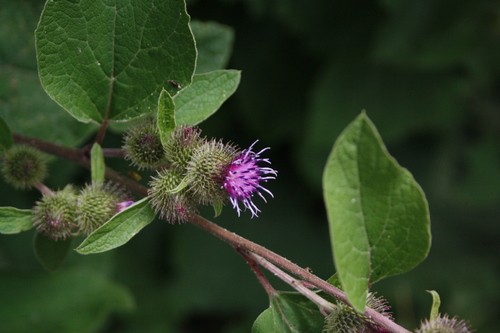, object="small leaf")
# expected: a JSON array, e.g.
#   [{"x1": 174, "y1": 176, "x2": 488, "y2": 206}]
[
  {"x1": 157, "y1": 89, "x2": 176, "y2": 147},
  {"x1": 0, "y1": 207, "x2": 33, "y2": 234},
  {"x1": 212, "y1": 201, "x2": 223, "y2": 218},
  {"x1": 76, "y1": 197, "x2": 156, "y2": 254},
  {"x1": 191, "y1": 20, "x2": 234, "y2": 73},
  {"x1": 90, "y1": 143, "x2": 105, "y2": 184},
  {"x1": 427, "y1": 290, "x2": 441, "y2": 321},
  {"x1": 35, "y1": 0, "x2": 196, "y2": 123},
  {"x1": 326, "y1": 274, "x2": 342, "y2": 289},
  {"x1": 174, "y1": 70, "x2": 241, "y2": 126},
  {"x1": 323, "y1": 112, "x2": 431, "y2": 311},
  {"x1": 252, "y1": 307, "x2": 275, "y2": 333},
  {"x1": 252, "y1": 292, "x2": 324, "y2": 333},
  {"x1": 0, "y1": 117, "x2": 13, "y2": 151},
  {"x1": 33, "y1": 233, "x2": 72, "y2": 272}
]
